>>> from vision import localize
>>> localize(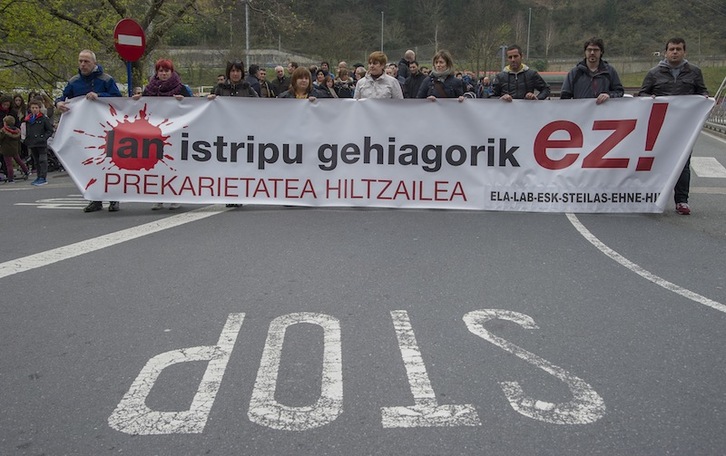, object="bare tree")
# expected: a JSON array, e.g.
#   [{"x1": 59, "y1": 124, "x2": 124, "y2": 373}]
[
  {"x1": 544, "y1": 11, "x2": 556, "y2": 58},
  {"x1": 416, "y1": 0, "x2": 445, "y2": 50}
]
